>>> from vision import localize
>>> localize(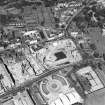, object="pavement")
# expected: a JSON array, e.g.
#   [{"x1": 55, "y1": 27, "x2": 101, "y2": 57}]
[
  {"x1": 0, "y1": 64, "x2": 71, "y2": 99},
  {"x1": 85, "y1": 88, "x2": 105, "y2": 105},
  {"x1": 87, "y1": 27, "x2": 105, "y2": 54},
  {"x1": 85, "y1": 65, "x2": 105, "y2": 105}
]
